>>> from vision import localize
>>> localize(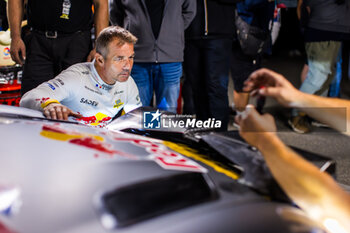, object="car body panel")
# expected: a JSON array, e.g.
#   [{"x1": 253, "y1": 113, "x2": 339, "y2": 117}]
[{"x1": 0, "y1": 106, "x2": 328, "y2": 233}]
